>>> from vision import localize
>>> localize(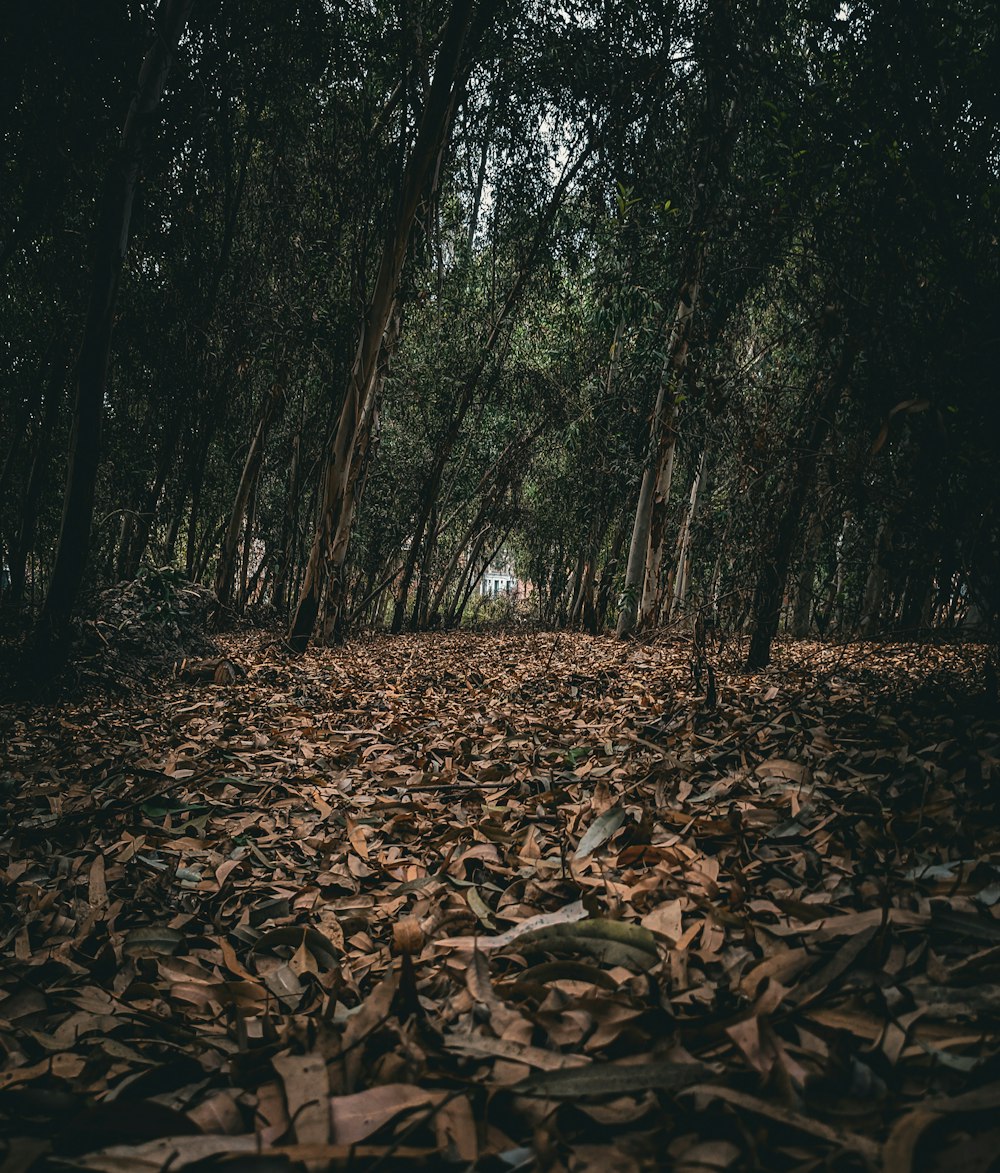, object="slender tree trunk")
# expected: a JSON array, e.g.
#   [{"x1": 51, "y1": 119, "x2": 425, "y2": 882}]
[
  {"x1": 920, "y1": 574, "x2": 936, "y2": 630},
  {"x1": 0, "y1": 376, "x2": 44, "y2": 549},
  {"x1": 900, "y1": 563, "x2": 931, "y2": 633},
  {"x1": 162, "y1": 481, "x2": 186, "y2": 566},
  {"x1": 119, "y1": 412, "x2": 183, "y2": 579},
  {"x1": 595, "y1": 518, "x2": 626, "y2": 631},
  {"x1": 214, "y1": 379, "x2": 284, "y2": 610},
  {"x1": 272, "y1": 412, "x2": 303, "y2": 613},
  {"x1": 412, "y1": 503, "x2": 438, "y2": 628},
  {"x1": 9, "y1": 357, "x2": 67, "y2": 609},
  {"x1": 709, "y1": 550, "x2": 724, "y2": 627},
  {"x1": 467, "y1": 72, "x2": 500, "y2": 252},
  {"x1": 813, "y1": 513, "x2": 850, "y2": 637},
  {"x1": 120, "y1": 114, "x2": 256, "y2": 584},
  {"x1": 392, "y1": 475, "x2": 436, "y2": 632},
  {"x1": 567, "y1": 546, "x2": 588, "y2": 627},
  {"x1": 37, "y1": 0, "x2": 194, "y2": 652},
  {"x1": 447, "y1": 528, "x2": 489, "y2": 627},
  {"x1": 245, "y1": 546, "x2": 269, "y2": 606},
  {"x1": 668, "y1": 450, "x2": 706, "y2": 621},
  {"x1": 791, "y1": 508, "x2": 822, "y2": 637},
  {"x1": 746, "y1": 342, "x2": 857, "y2": 669},
  {"x1": 946, "y1": 573, "x2": 965, "y2": 629},
  {"x1": 429, "y1": 514, "x2": 489, "y2": 622},
  {"x1": 617, "y1": 283, "x2": 693, "y2": 637},
  {"x1": 238, "y1": 477, "x2": 258, "y2": 609},
  {"x1": 859, "y1": 518, "x2": 887, "y2": 637},
  {"x1": 186, "y1": 451, "x2": 207, "y2": 579},
  {"x1": 112, "y1": 512, "x2": 134, "y2": 581},
  {"x1": 314, "y1": 367, "x2": 391, "y2": 647},
  {"x1": 345, "y1": 558, "x2": 404, "y2": 629},
  {"x1": 194, "y1": 518, "x2": 226, "y2": 583},
  {"x1": 832, "y1": 516, "x2": 852, "y2": 634},
  {"x1": 289, "y1": 0, "x2": 479, "y2": 652},
  {"x1": 457, "y1": 528, "x2": 509, "y2": 626}
]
